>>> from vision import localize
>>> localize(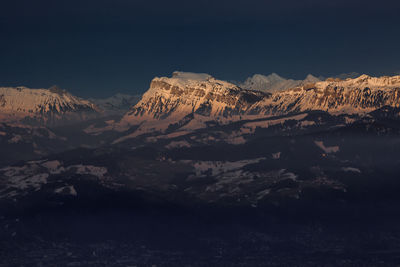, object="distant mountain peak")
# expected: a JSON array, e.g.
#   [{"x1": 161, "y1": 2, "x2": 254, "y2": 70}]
[
  {"x1": 89, "y1": 93, "x2": 141, "y2": 115},
  {"x1": 304, "y1": 74, "x2": 319, "y2": 81},
  {"x1": 333, "y1": 72, "x2": 361, "y2": 80},
  {"x1": 265, "y1": 73, "x2": 285, "y2": 82},
  {"x1": 239, "y1": 73, "x2": 321, "y2": 92},
  {"x1": 0, "y1": 86, "x2": 99, "y2": 125},
  {"x1": 248, "y1": 73, "x2": 285, "y2": 84}
]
